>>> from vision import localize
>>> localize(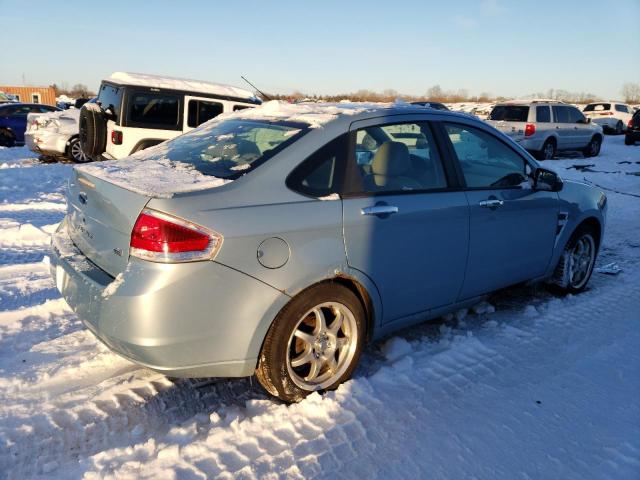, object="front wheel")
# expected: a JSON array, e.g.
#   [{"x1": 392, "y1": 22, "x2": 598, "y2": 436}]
[
  {"x1": 0, "y1": 129, "x2": 15, "y2": 148},
  {"x1": 550, "y1": 226, "x2": 598, "y2": 294},
  {"x1": 67, "y1": 137, "x2": 90, "y2": 163},
  {"x1": 256, "y1": 283, "x2": 365, "y2": 403},
  {"x1": 583, "y1": 136, "x2": 601, "y2": 158}
]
